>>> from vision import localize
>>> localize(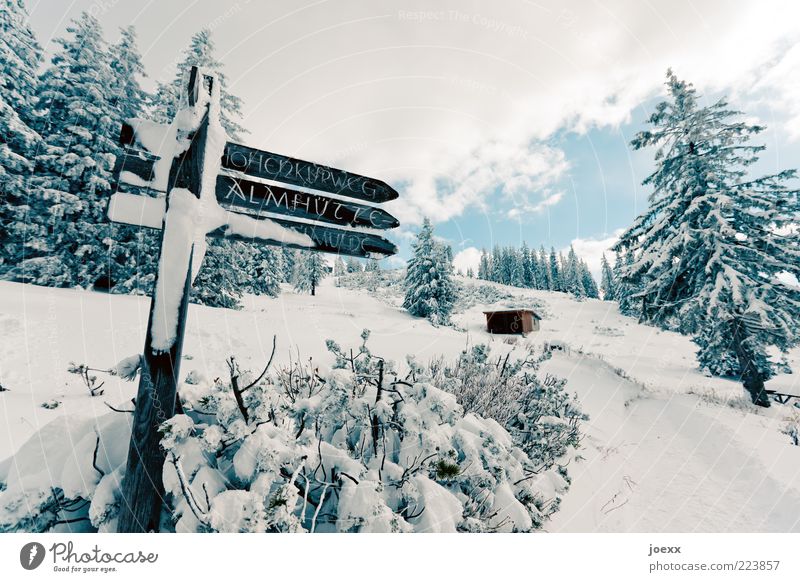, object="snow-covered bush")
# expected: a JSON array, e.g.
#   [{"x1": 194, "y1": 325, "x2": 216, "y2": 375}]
[
  {"x1": 0, "y1": 412, "x2": 130, "y2": 533},
  {"x1": 0, "y1": 334, "x2": 572, "y2": 533},
  {"x1": 411, "y1": 345, "x2": 586, "y2": 474},
  {"x1": 161, "y1": 333, "x2": 566, "y2": 532}
]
